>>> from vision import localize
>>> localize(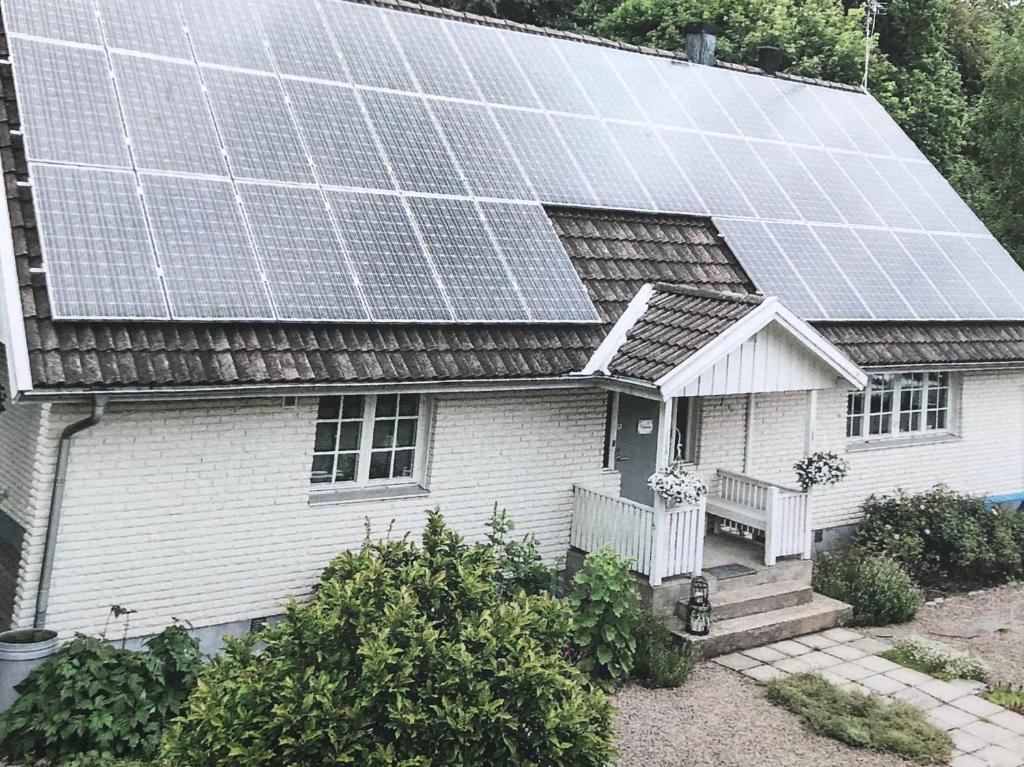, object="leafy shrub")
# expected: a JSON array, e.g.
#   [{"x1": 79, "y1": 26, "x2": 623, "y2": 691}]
[
  {"x1": 0, "y1": 625, "x2": 202, "y2": 765},
  {"x1": 163, "y1": 511, "x2": 615, "y2": 767},
  {"x1": 486, "y1": 506, "x2": 556, "y2": 597},
  {"x1": 857, "y1": 487, "x2": 1024, "y2": 584},
  {"x1": 767, "y1": 673, "x2": 952, "y2": 764},
  {"x1": 632, "y1": 612, "x2": 694, "y2": 688},
  {"x1": 881, "y1": 636, "x2": 989, "y2": 682},
  {"x1": 813, "y1": 546, "x2": 920, "y2": 626},
  {"x1": 983, "y1": 683, "x2": 1024, "y2": 713},
  {"x1": 568, "y1": 546, "x2": 641, "y2": 684}
]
